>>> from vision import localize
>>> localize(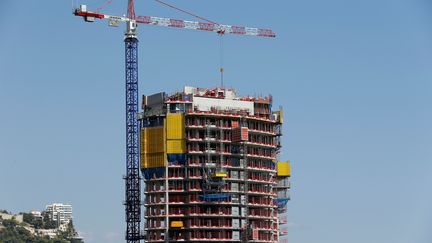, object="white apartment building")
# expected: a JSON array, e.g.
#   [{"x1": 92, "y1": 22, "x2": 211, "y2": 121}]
[
  {"x1": 45, "y1": 203, "x2": 72, "y2": 226},
  {"x1": 30, "y1": 210, "x2": 43, "y2": 220}
]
